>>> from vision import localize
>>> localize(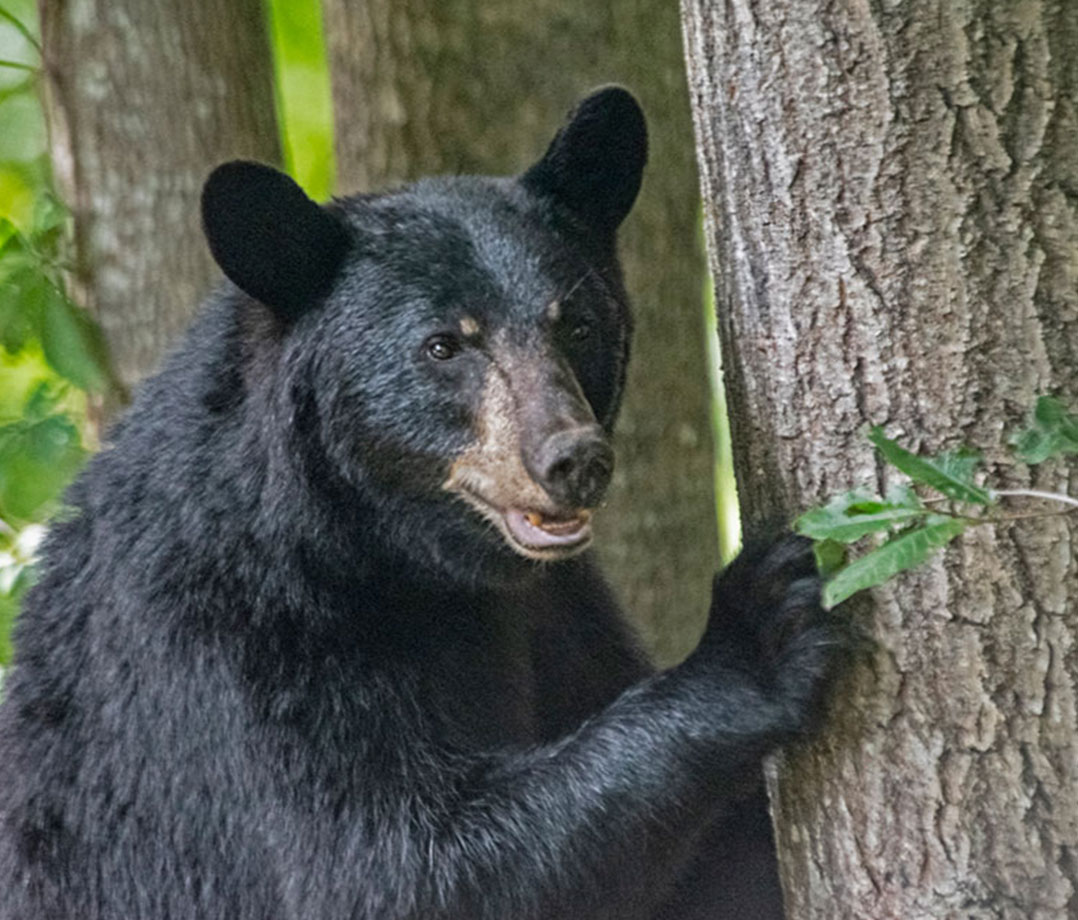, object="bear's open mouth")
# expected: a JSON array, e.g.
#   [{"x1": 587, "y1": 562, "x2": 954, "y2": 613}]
[
  {"x1": 451, "y1": 485, "x2": 594, "y2": 559},
  {"x1": 503, "y1": 508, "x2": 593, "y2": 552}
]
